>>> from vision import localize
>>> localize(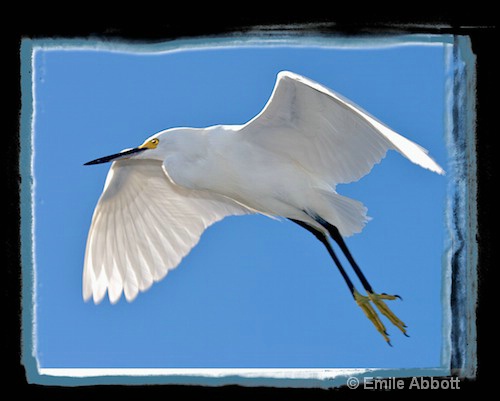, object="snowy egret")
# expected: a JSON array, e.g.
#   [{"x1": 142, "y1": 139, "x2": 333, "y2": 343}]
[{"x1": 84, "y1": 71, "x2": 444, "y2": 344}]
